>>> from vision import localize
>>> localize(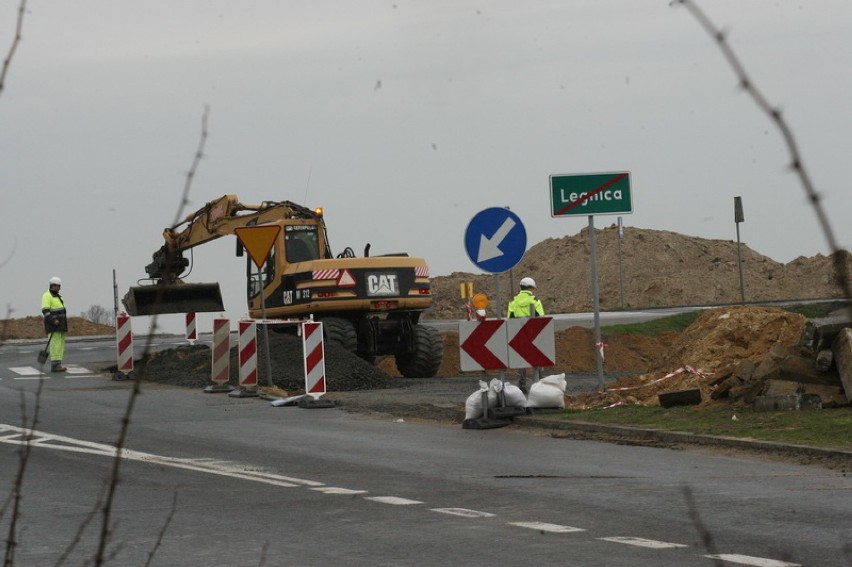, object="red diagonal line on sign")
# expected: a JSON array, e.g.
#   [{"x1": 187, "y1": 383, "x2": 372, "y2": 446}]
[
  {"x1": 308, "y1": 376, "x2": 326, "y2": 394},
  {"x1": 306, "y1": 343, "x2": 323, "y2": 374},
  {"x1": 554, "y1": 173, "x2": 628, "y2": 216},
  {"x1": 303, "y1": 322, "x2": 319, "y2": 339},
  {"x1": 508, "y1": 318, "x2": 554, "y2": 366},
  {"x1": 213, "y1": 339, "x2": 229, "y2": 360},
  {"x1": 461, "y1": 321, "x2": 507, "y2": 370},
  {"x1": 240, "y1": 339, "x2": 256, "y2": 365}
]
